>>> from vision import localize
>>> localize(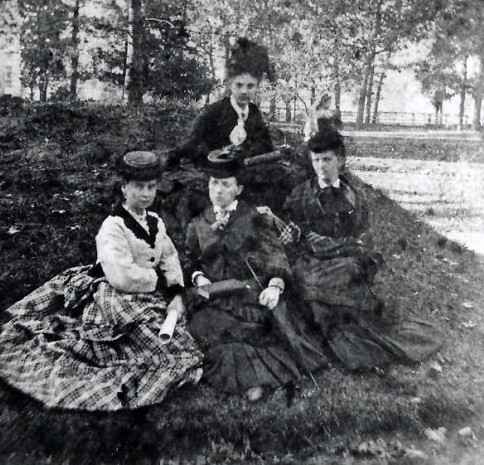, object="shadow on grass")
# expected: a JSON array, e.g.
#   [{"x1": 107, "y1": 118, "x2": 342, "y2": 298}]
[{"x1": 1, "y1": 106, "x2": 483, "y2": 463}]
